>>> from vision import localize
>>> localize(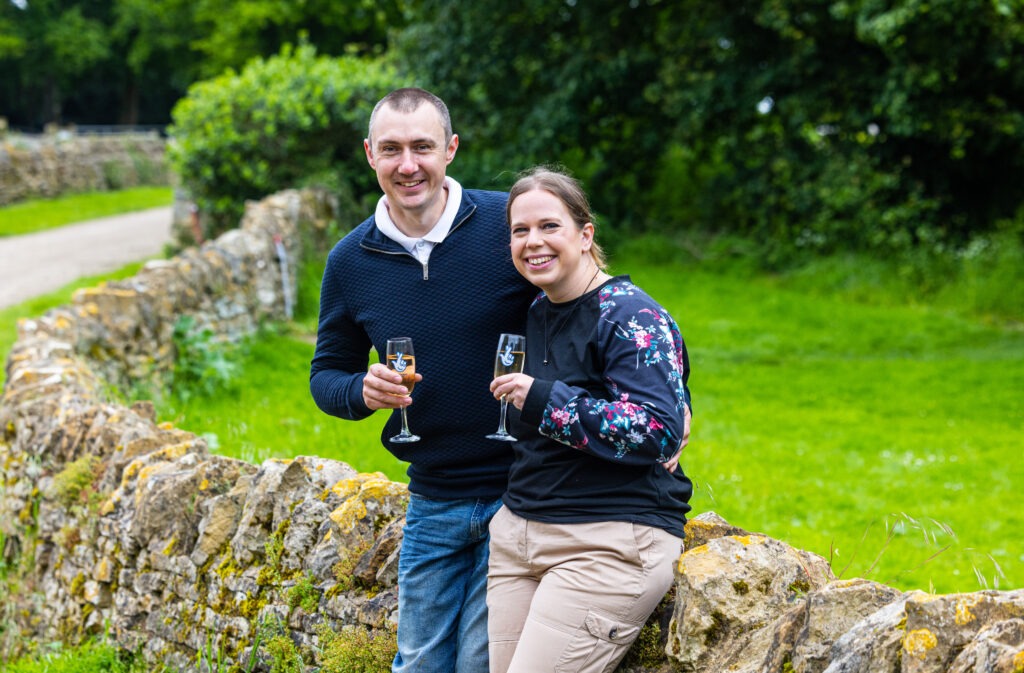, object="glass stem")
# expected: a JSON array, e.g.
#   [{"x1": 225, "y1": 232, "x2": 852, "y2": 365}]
[
  {"x1": 498, "y1": 396, "x2": 509, "y2": 434},
  {"x1": 401, "y1": 406, "x2": 412, "y2": 435}
]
